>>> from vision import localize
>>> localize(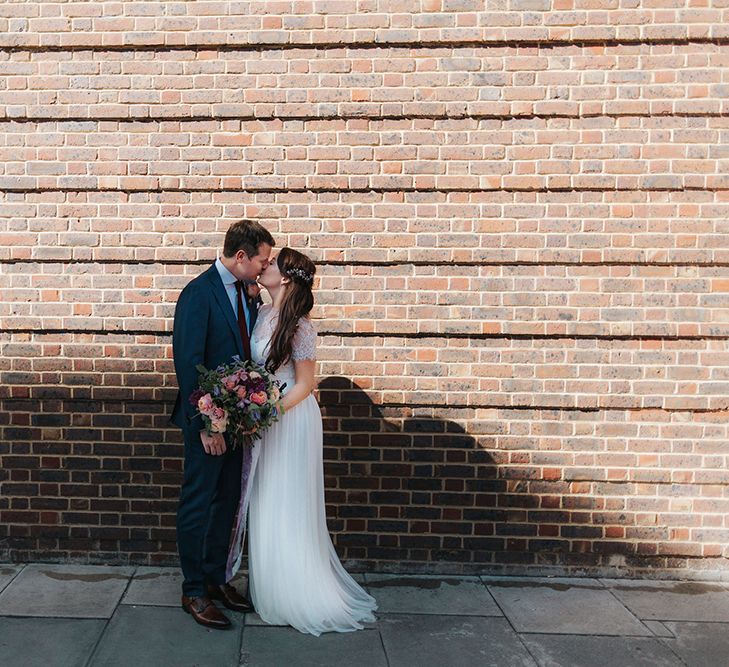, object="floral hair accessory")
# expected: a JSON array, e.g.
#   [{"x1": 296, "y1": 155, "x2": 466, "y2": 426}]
[{"x1": 285, "y1": 267, "x2": 314, "y2": 285}]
